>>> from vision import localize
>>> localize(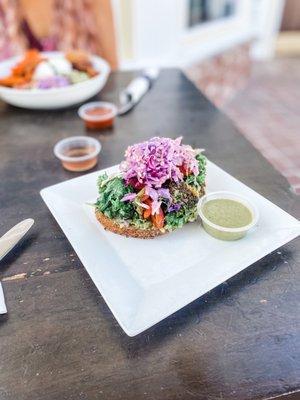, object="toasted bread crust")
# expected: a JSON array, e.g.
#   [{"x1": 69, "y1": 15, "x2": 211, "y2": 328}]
[
  {"x1": 96, "y1": 184, "x2": 206, "y2": 239},
  {"x1": 95, "y1": 210, "x2": 165, "y2": 239}
]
